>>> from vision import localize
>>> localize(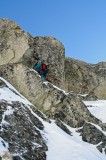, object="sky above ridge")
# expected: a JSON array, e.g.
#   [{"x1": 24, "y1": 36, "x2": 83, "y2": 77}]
[{"x1": 0, "y1": 0, "x2": 106, "y2": 64}]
